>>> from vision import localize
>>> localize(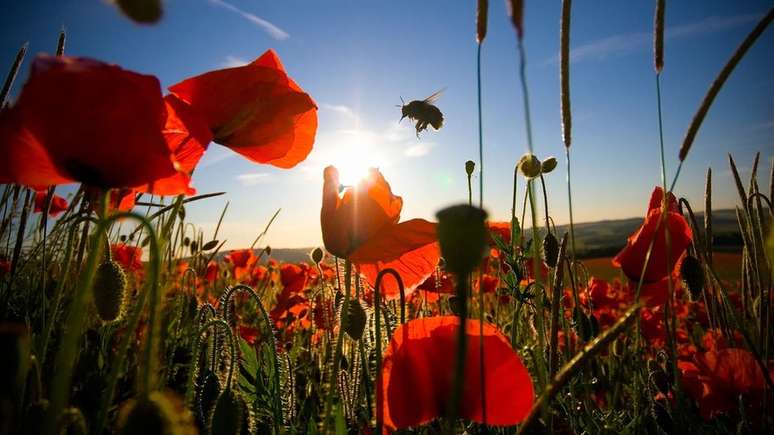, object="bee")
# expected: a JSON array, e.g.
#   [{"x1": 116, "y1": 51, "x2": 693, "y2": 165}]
[{"x1": 398, "y1": 89, "x2": 445, "y2": 138}]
